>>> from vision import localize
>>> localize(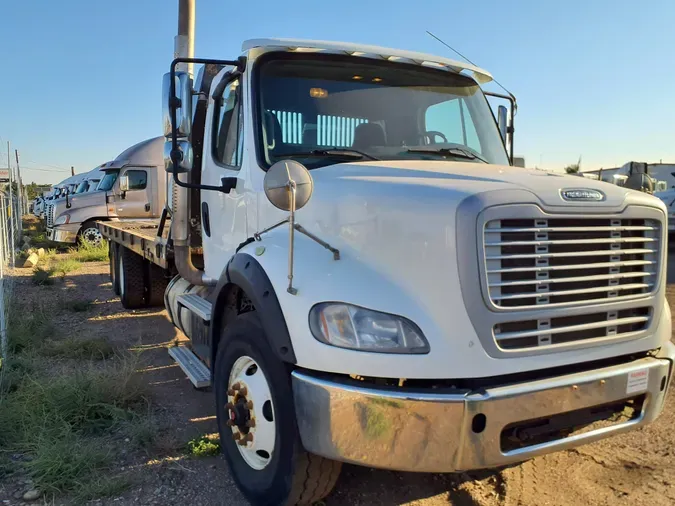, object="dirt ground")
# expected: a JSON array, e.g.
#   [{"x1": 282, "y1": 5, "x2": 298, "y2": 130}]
[{"x1": 1, "y1": 257, "x2": 674, "y2": 506}]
